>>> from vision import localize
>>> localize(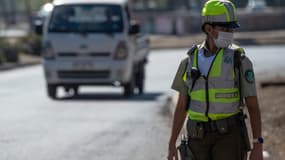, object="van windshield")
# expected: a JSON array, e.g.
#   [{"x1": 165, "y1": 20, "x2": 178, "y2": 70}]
[{"x1": 48, "y1": 4, "x2": 124, "y2": 33}]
